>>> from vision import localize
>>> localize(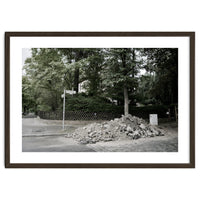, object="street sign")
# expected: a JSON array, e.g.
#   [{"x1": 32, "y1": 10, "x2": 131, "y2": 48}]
[
  {"x1": 61, "y1": 90, "x2": 76, "y2": 98},
  {"x1": 65, "y1": 90, "x2": 76, "y2": 95}
]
